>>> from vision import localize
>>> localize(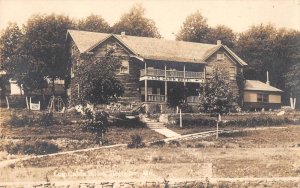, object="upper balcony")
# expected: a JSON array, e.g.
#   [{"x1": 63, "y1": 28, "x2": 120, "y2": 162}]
[{"x1": 140, "y1": 68, "x2": 205, "y2": 83}]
